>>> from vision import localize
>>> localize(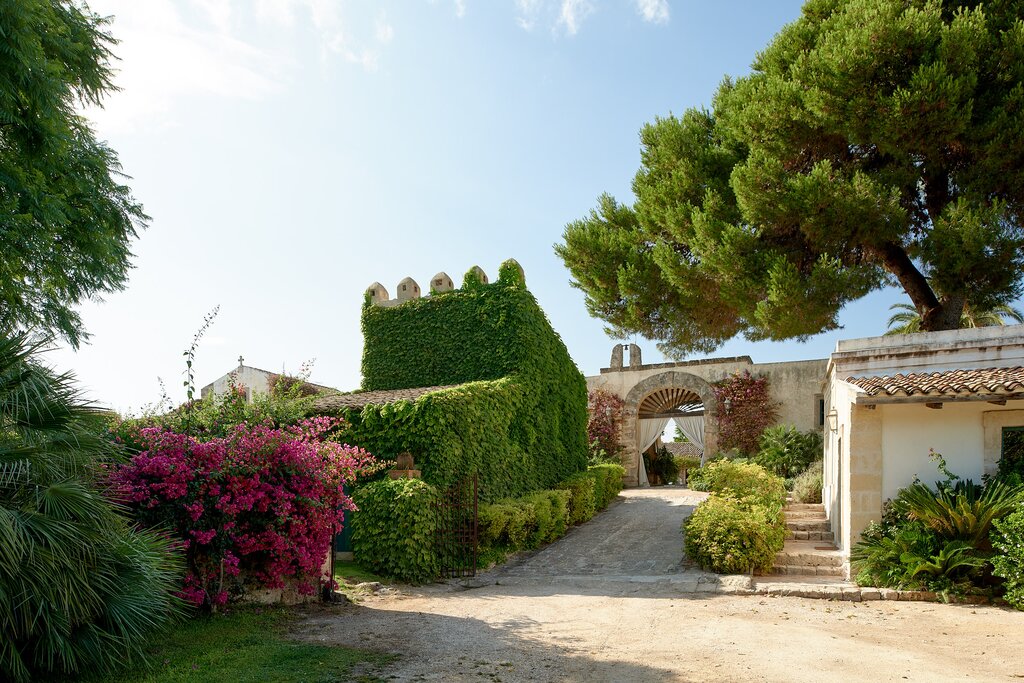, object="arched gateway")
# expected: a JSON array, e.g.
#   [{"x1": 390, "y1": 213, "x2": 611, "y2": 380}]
[{"x1": 586, "y1": 345, "x2": 828, "y2": 487}]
